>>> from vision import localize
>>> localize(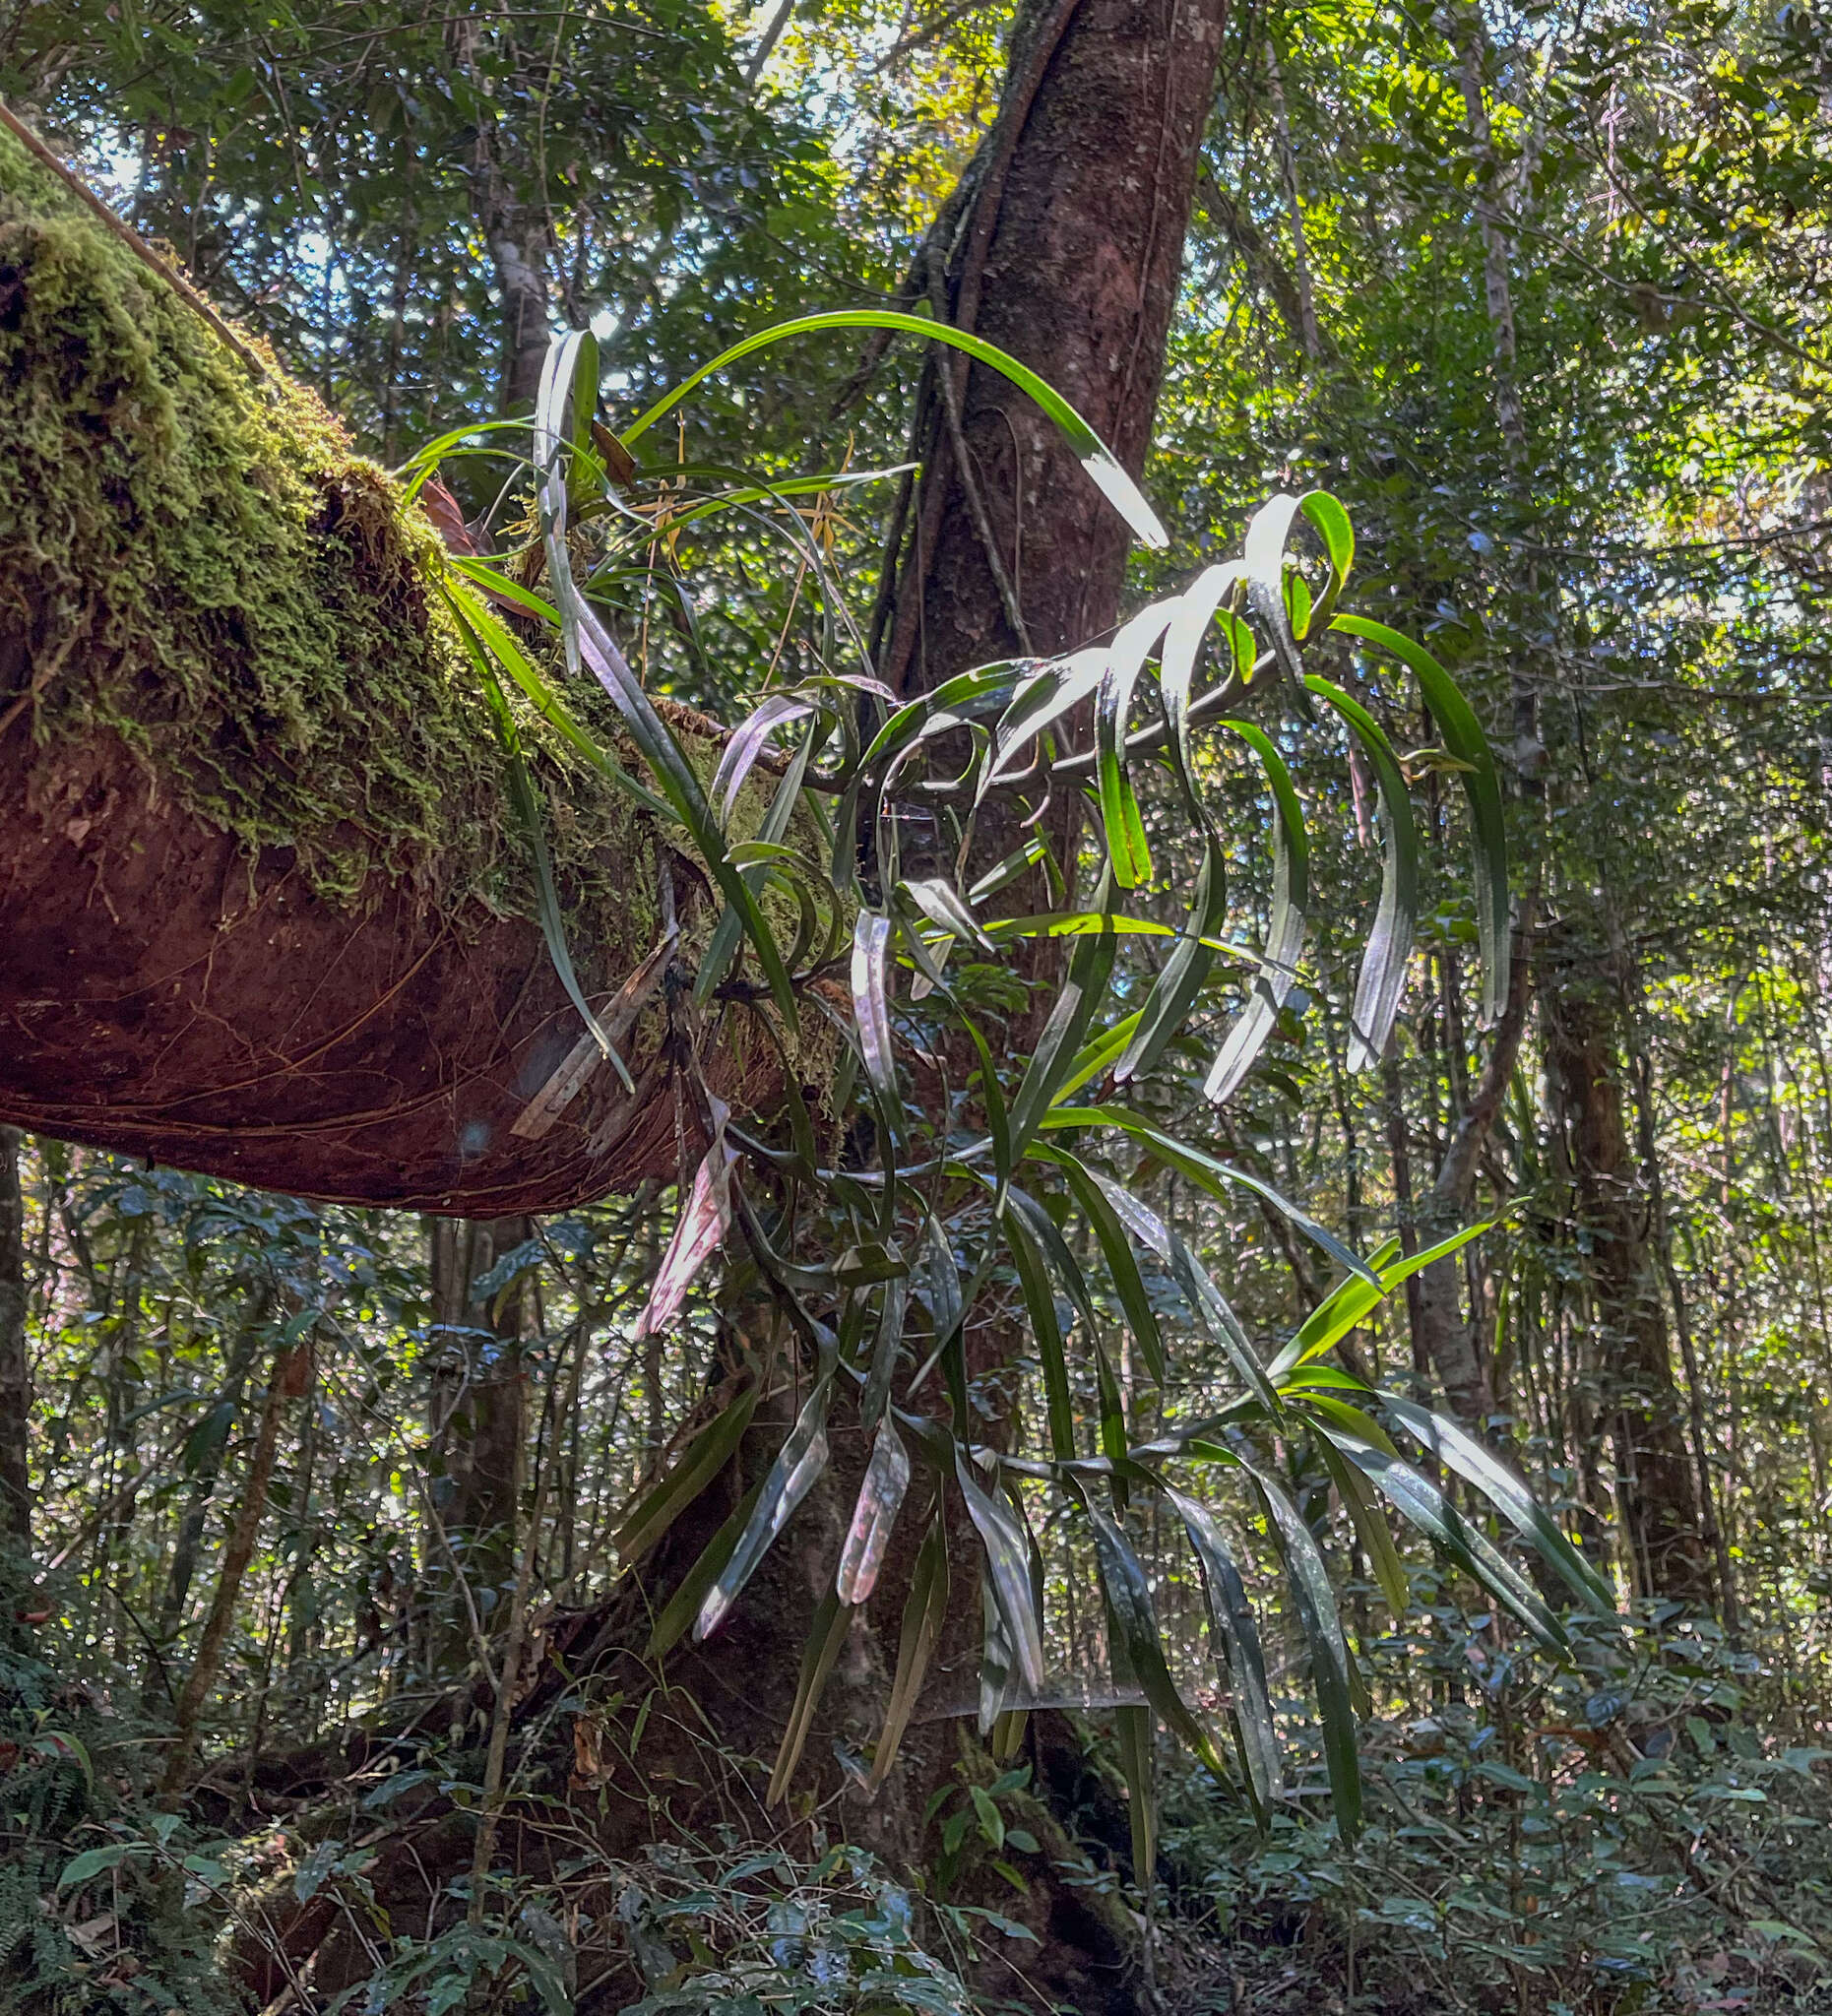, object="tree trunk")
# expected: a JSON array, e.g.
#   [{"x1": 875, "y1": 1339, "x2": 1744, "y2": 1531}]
[
  {"x1": 141, "y1": 1282, "x2": 275, "y2": 1712},
  {"x1": 482, "y1": 195, "x2": 550, "y2": 416},
  {"x1": 1543, "y1": 939, "x2": 1715, "y2": 1609},
  {"x1": 465, "y1": 30, "x2": 552, "y2": 416},
  {"x1": 874, "y1": 0, "x2": 1229, "y2": 688},
  {"x1": 162, "y1": 1338, "x2": 306, "y2": 1794},
  {"x1": 725, "y1": 2, "x2": 1232, "y2": 1999},
  {"x1": 422, "y1": 1215, "x2": 534, "y2": 1673},
  {"x1": 1406, "y1": 912, "x2": 1536, "y2": 1429},
  {"x1": 0, "y1": 1127, "x2": 30, "y2": 1543}
]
